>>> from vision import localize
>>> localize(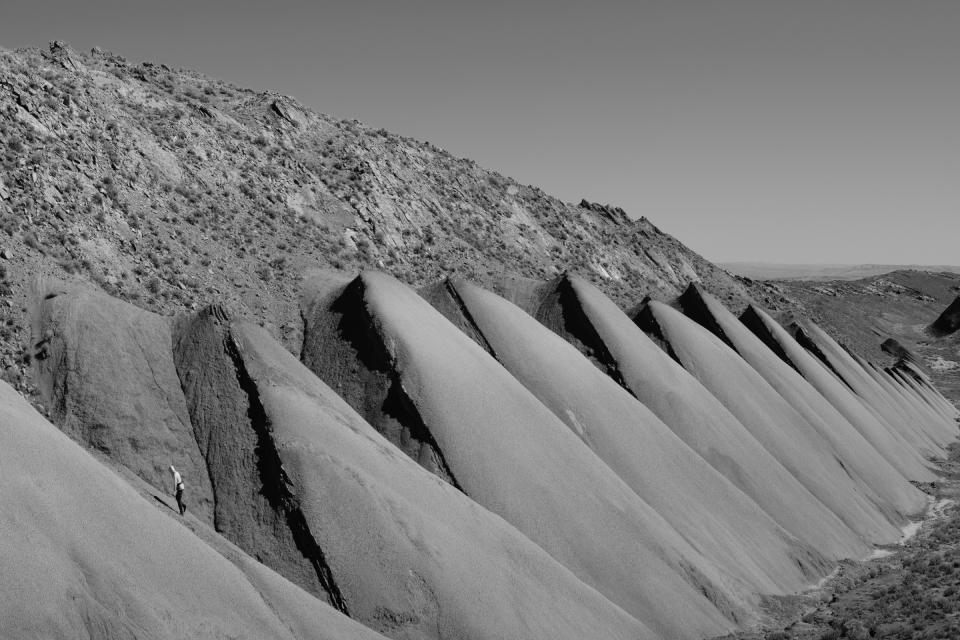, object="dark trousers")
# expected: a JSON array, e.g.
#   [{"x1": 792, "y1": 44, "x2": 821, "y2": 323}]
[{"x1": 175, "y1": 488, "x2": 186, "y2": 515}]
